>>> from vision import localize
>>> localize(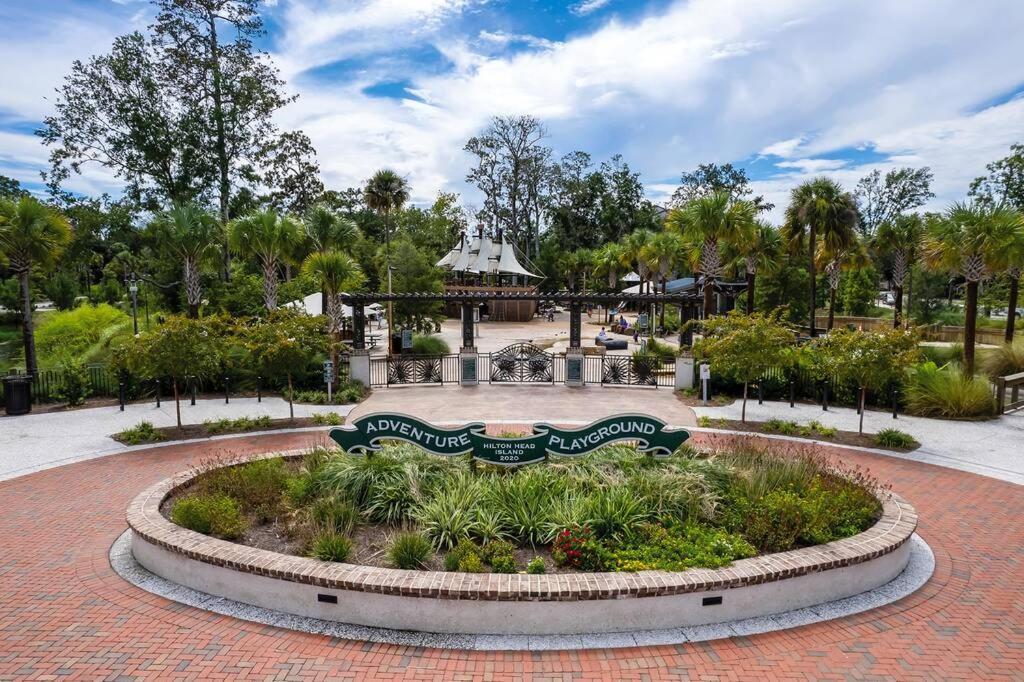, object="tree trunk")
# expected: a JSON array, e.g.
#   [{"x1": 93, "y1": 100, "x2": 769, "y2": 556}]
[
  {"x1": 287, "y1": 372, "x2": 294, "y2": 419},
  {"x1": 262, "y1": 258, "x2": 278, "y2": 311},
  {"x1": 808, "y1": 226, "x2": 817, "y2": 337},
  {"x1": 1006, "y1": 272, "x2": 1020, "y2": 343},
  {"x1": 741, "y1": 382, "x2": 748, "y2": 422},
  {"x1": 746, "y1": 271, "x2": 755, "y2": 314},
  {"x1": 208, "y1": 12, "x2": 231, "y2": 282},
  {"x1": 703, "y1": 278, "x2": 714, "y2": 318},
  {"x1": 659, "y1": 277, "x2": 667, "y2": 331},
  {"x1": 893, "y1": 285, "x2": 903, "y2": 328},
  {"x1": 964, "y1": 279, "x2": 979, "y2": 375},
  {"x1": 18, "y1": 269, "x2": 37, "y2": 377},
  {"x1": 173, "y1": 377, "x2": 181, "y2": 429},
  {"x1": 858, "y1": 386, "x2": 866, "y2": 434},
  {"x1": 827, "y1": 286, "x2": 837, "y2": 331},
  {"x1": 905, "y1": 267, "x2": 914, "y2": 327}
]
